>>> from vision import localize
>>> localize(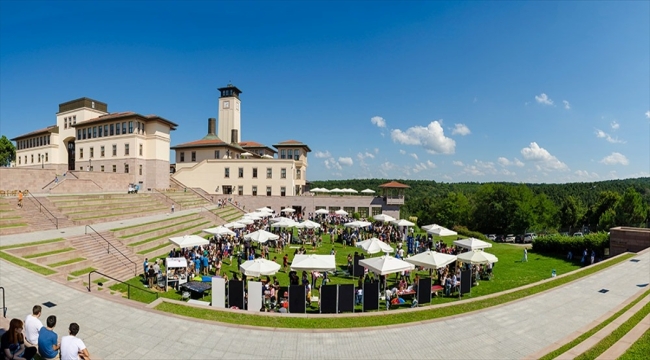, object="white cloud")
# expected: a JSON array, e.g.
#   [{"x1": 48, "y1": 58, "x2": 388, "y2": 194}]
[
  {"x1": 535, "y1": 93, "x2": 553, "y2": 105},
  {"x1": 645, "y1": 111, "x2": 650, "y2": 119},
  {"x1": 370, "y1": 116, "x2": 386, "y2": 128},
  {"x1": 412, "y1": 160, "x2": 436, "y2": 173},
  {"x1": 380, "y1": 161, "x2": 395, "y2": 172},
  {"x1": 497, "y1": 157, "x2": 525, "y2": 167},
  {"x1": 391, "y1": 120, "x2": 456, "y2": 154},
  {"x1": 314, "y1": 150, "x2": 331, "y2": 159},
  {"x1": 374, "y1": 148, "x2": 379, "y2": 154},
  {"x1": 595, "y1": 129, "x2": 625, "y2": 144},
  {"x1": 451, "y1": 123, "x2": 471, "y2": 136},
  {"x1": 452, "y1": 160, "x2": 464, "y2": 166},
  {"x1": 338, "y1": 157, "x2": 353, "y2": 166},
  {"x1": 356, "y1": 152, "x2": 375, "y2": 161},
  {"x1": 600, "y1": 152, "x2": 629, "y2": 166},
  {"x1": 324, "y1": 158, "x2": 342, "y2": 170},
  {"x1": 409, "y1": 153, "x2": 418, "y2": 160},
  {"x1": 399, "y1": 149, "x2": 406, "y2": 155},
  {"x1": 610, "y1": 121, "x2": 619, "y2": 130},
  {"x1": 574, "y1": 170, "x2": 600, "y2": 179},
  {"x1": 520, "y1": 142, "x2": 569, "y2": 171},
  {"x1": 563, "y1": 100, "x2": 570, "y2": 109}
]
